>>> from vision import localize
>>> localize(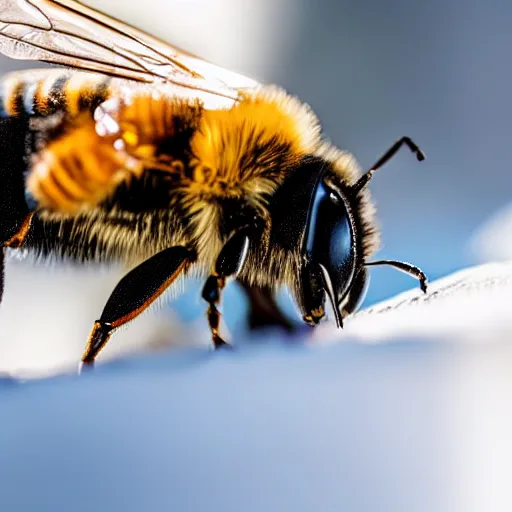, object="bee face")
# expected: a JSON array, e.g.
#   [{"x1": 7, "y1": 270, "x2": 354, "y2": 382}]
[{"x1": 260, "y1": 155, "x2": 369, "y2": 327}]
